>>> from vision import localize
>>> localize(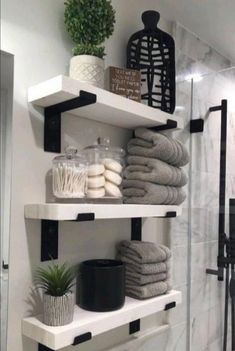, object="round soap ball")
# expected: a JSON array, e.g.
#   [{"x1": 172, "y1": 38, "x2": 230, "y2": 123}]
[
  {"x1": 104, "y1": 170, "x2": 122, "y2": 186},
  {"x1": 105, "y1": 181, "x2": 122, "y2": 198},
  {"x1": 103, "y1": 158, "x2": 123, "y2": 174},
  {"x1": 88, "y1": 175, "x2": 105, "y2": 189},
  {"x1": 88, "y1": 164, "x2": 105, "y2": 177},
  {"x1": 87, "y1": 187, "x2": 105, "y2": 198}
]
